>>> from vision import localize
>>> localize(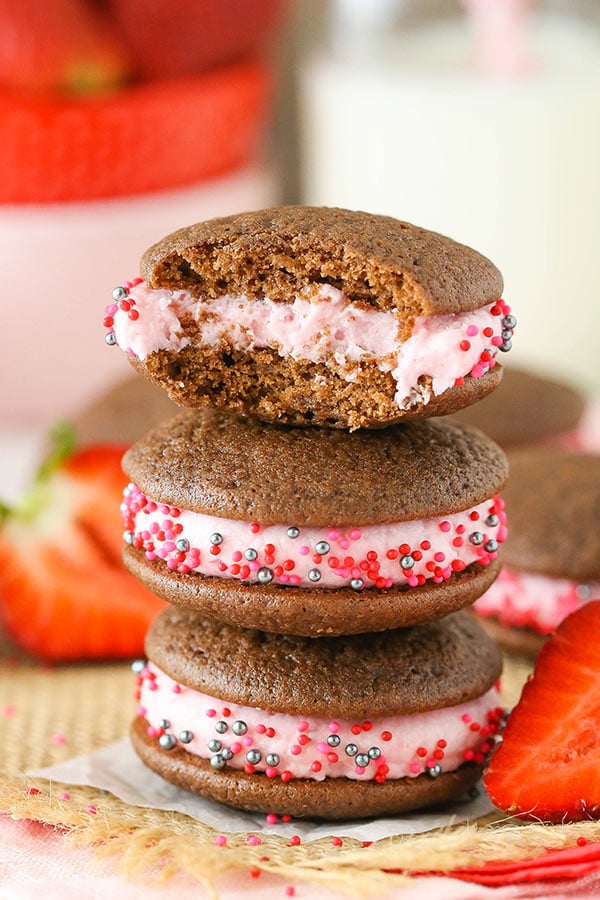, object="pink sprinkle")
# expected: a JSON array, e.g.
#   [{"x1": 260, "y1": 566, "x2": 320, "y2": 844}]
[
  {"x1": 243, "y1": 736, "x2": 253, "y2": 747},
  {"x1": 285, "y1": 888, "x2": 296, "y2": 897},
  {"x1": 355, "y1": 766, "x2": 366, "y2": 775},
  {"x1": 214, "y1": 835, "x2": 227, "y2": 846},
  {"x1": 462, "y1": 713, "x2": 472, "y2": 723},
  {"x1": 297, "y1": 721, "x2": 309, "y2": 732},
  {"x1": 466, "y1": 325, "x2": 478, "y2": 337},
  {"x1": 206, "y1": 709, "x2": 216, "y2": 718},
  {"x1": 266, "y1": 813, "x2": 278, "y2": 825},
  {"x1": 328, "y1": 722, "x2": 340, "y2": 733},
  {"x1": 60, "y1": 792, "x2": 71, "y2": 800},
  {"x1": 288, "y1": 575, "x2": 301, "y2": 586},
  {"x1": 317, "y1": 742, "x2": 328, "y2": 753},
  {"x1": 256, "y1": 724, "x2": 266, "y2": 734},
  {"x1": 471, "y1": 365, "x2": 484, "y2": 379},
  {"x1": 349, "y1": 528, "x2": 362, "y2": 540},
  {"x1": 247, "y1": 835, "x2": 262, "y2": 846},
  {"x1": 2, "y1": 704, "x2": 16, "y2": 718},
  {"x1": 328, "y1": 529, "x2": 340, "y2": 541},
  {"x1": 409, "y1": 763, "x2": 421, "y2": 774},
  {"x1": 339, "y1": 539, "x2": 350, "y2": 549},
  {"x1": 290, "y1": 745, "x2": 302, "y2": 756},
  {"x1": 86, "y1": 806, "x2": 97, "y2": 815},
  {"x1": 434, "y1": 552, "x2": 445, "y2": 562},
  {"x1": 299, "y1": 546, "x2": 310, "y2": 556},
  {"x1": 232, "y1": 551, "x2": 242, "y2": 562},
  {"x1": 230, "y1": 742, "x2": 242, "y2": 754},
  {"x1": 51, "y1": 733, "x2": 66, "y2": 745},
  {"x1": 407, "y1": 575, "x2": 419, "y2": 587},
  {"x1": 331, "y1": 836, "x2": 343, "y2": 847},
  {"x1": 439, "y1": 521, "x2": 451, "y2": 533},
  {"x1": 171, "y1": 685, "x2": 181, "y2": 694}
]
